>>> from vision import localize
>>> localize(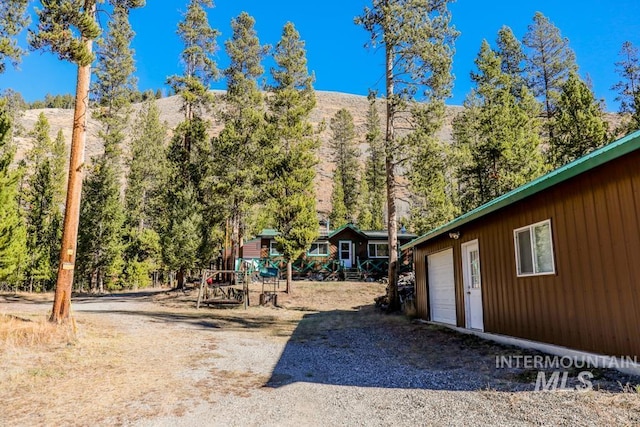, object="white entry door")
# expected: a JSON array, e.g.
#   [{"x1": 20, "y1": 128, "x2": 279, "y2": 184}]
[
  {"x1": 462, "y1": 240, "x2": 484, "y2": 330},
  {"x1": 427, "y1": 248, "x2": 456, "y2": 325},
  {"x1": 339, "y1": 240, "x2": 352, "y2": 268}
]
